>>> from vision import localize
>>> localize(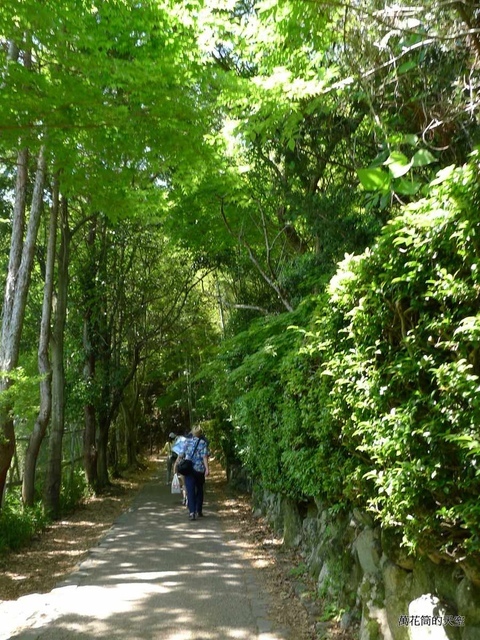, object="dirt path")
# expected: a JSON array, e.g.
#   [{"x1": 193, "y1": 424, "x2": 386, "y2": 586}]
[
  {"x1": 0, "y1": 462, "x2": 157, "y2": 602},
  {"x1": 0, "y1": 458, "x2": 350, "y2": 639}
]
